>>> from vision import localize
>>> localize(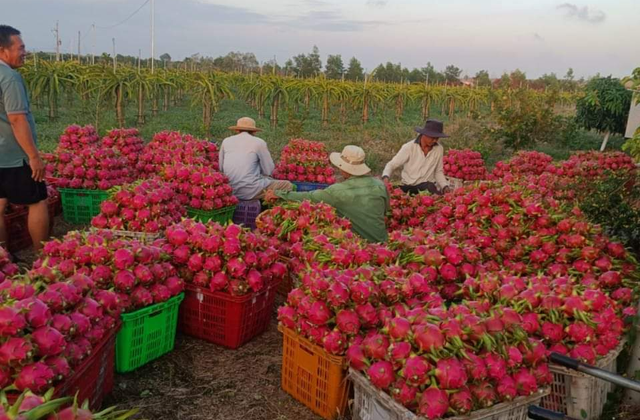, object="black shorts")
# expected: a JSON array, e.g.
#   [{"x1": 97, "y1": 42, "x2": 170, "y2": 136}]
[{"x1": 0, "y1": 161, "x2": 48, "y2": 205}]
